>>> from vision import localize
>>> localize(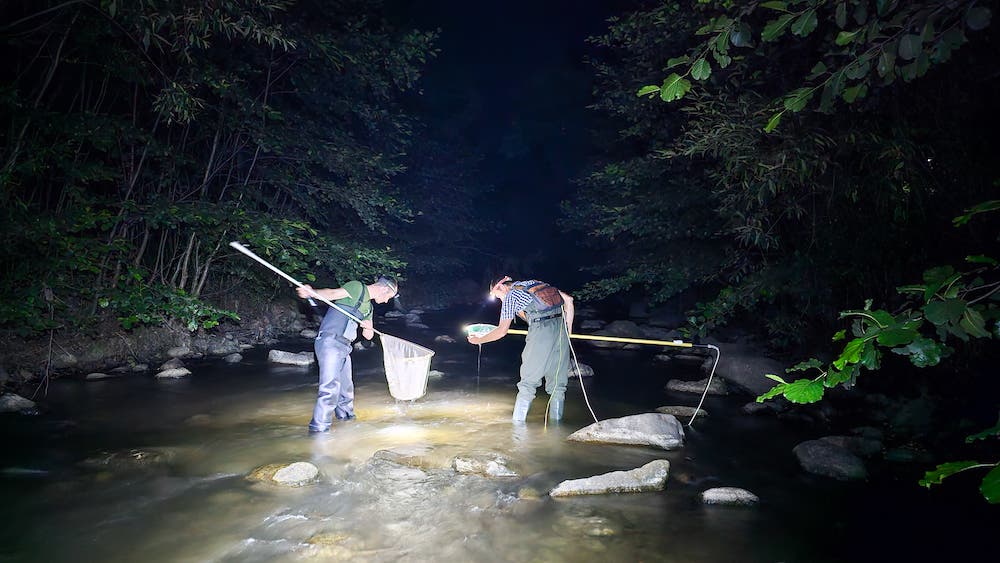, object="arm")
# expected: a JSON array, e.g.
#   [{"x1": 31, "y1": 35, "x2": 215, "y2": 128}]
[
  {"x1": 560, "y1": 291, "x2": 574, "y2": 334},
  {"x1": 296, "y1": 284, "x2": 350, "y2": 302},
  {"x1": 467, "y1": 318, "x2": 513, "y2": 345}
]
